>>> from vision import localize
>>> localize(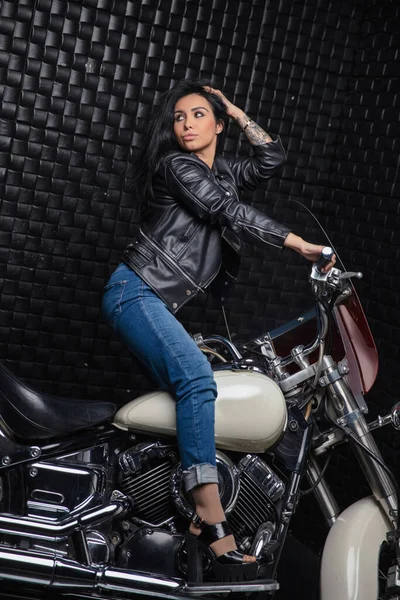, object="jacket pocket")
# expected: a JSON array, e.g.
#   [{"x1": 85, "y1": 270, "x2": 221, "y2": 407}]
[{"x1": 174, "y1": 222, "x2": 201, "y2": 258}]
